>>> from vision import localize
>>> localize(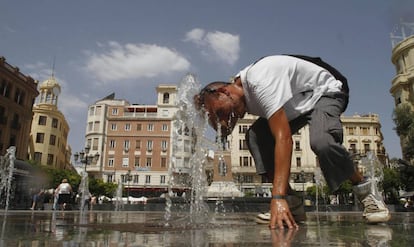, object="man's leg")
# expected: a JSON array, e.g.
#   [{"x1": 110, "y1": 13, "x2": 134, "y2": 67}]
[{"x1": 308, "y1": 95, "x2": 390, "y2": 223}]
